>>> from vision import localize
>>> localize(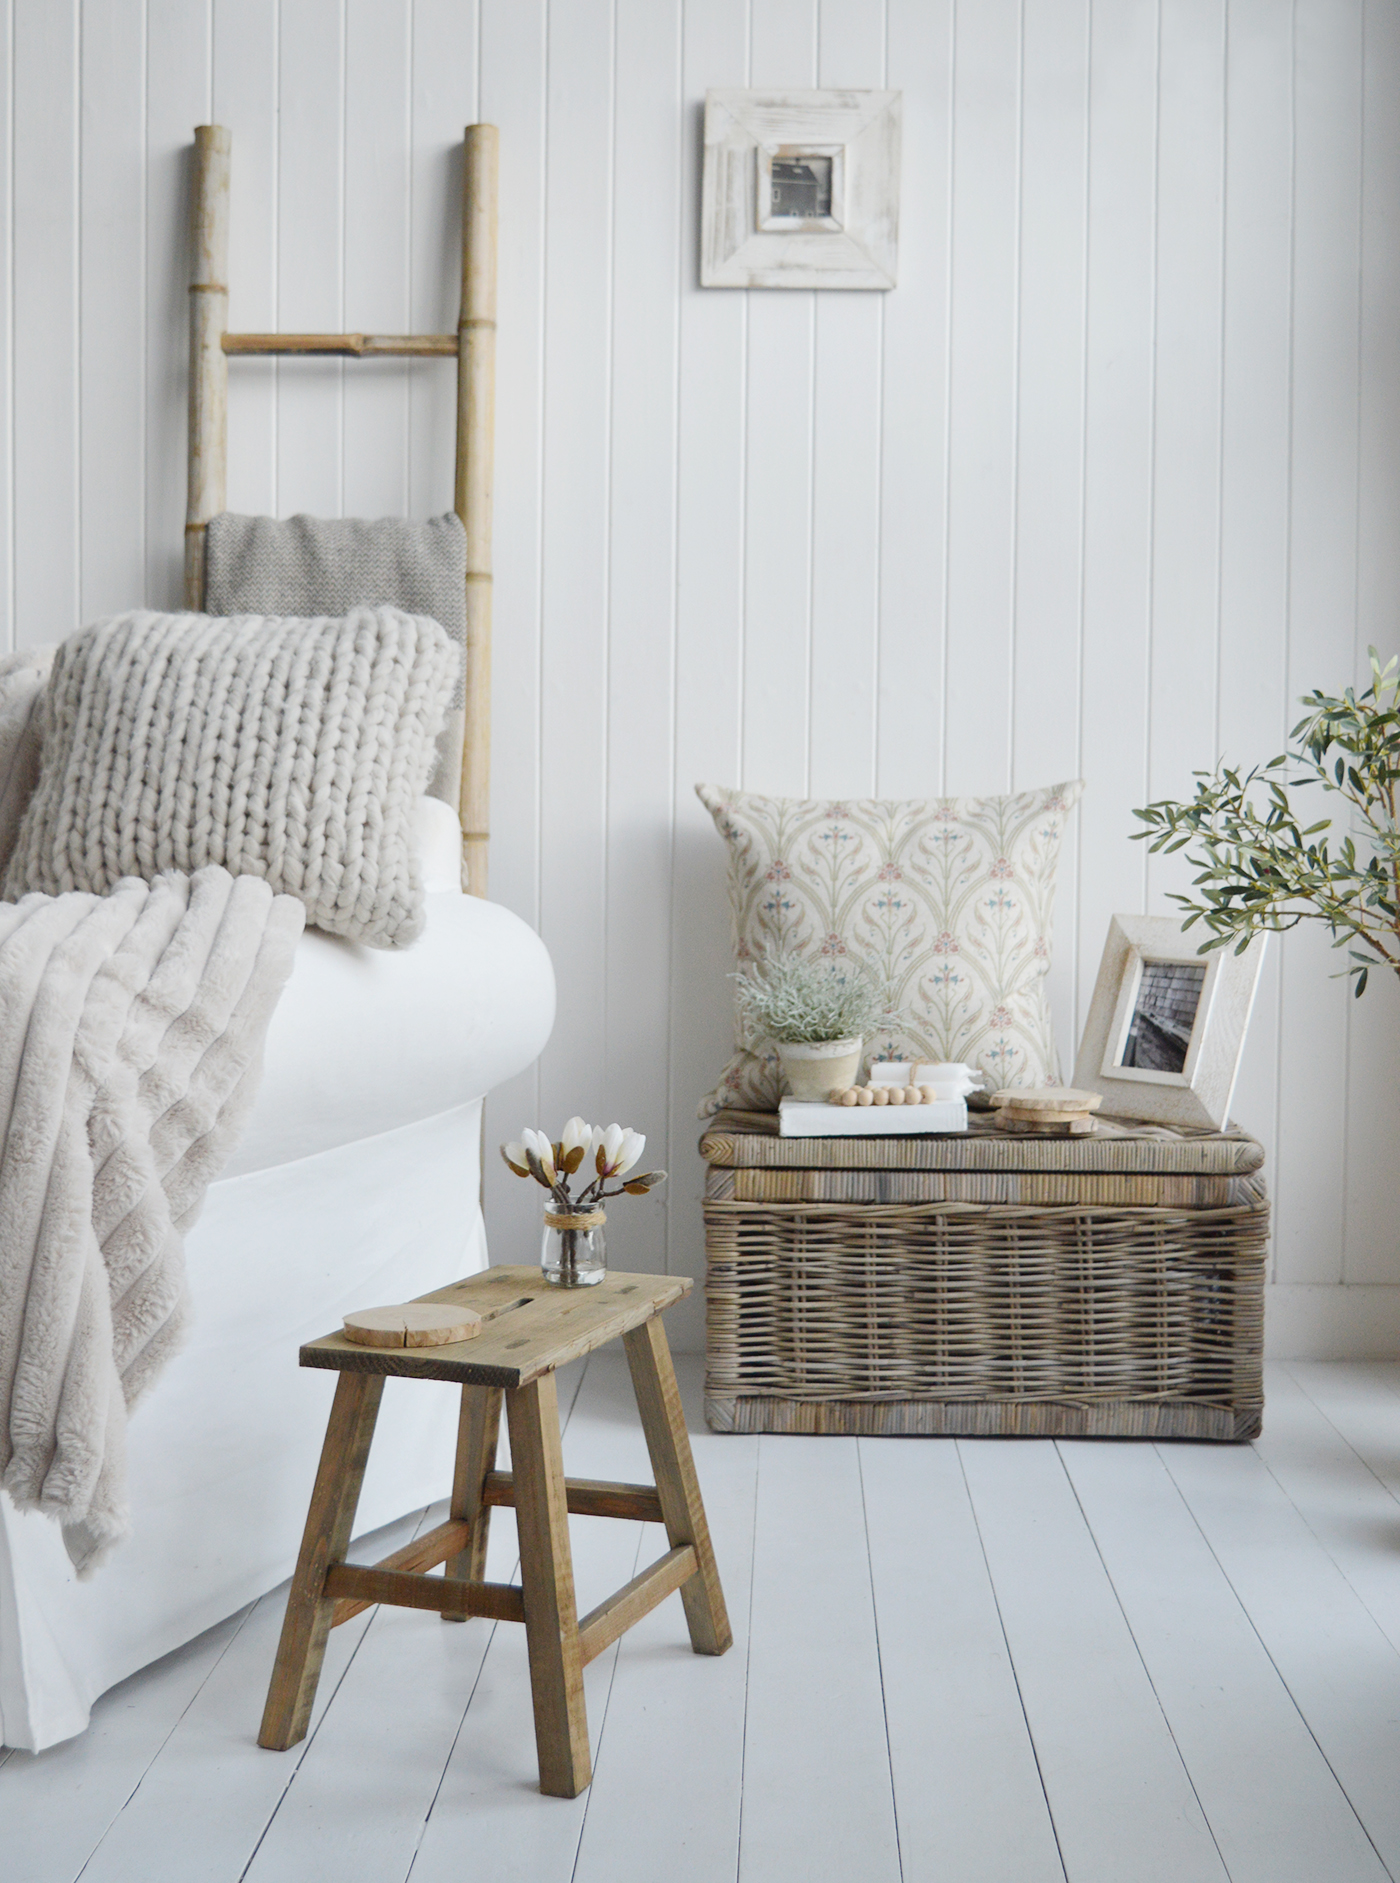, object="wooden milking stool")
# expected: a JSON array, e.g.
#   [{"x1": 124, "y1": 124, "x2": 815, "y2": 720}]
[{"x1": 258, "y1": 1267, "x2": 730, "y2": 1798}]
